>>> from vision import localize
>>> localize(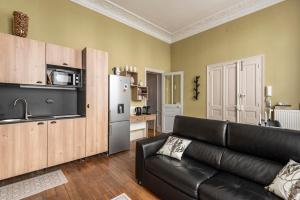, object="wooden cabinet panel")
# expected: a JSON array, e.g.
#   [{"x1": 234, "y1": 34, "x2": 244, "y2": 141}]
[
  {"x1": 46, "y1": 43, "x2": 82, "y2": 69},
  {"x1": 48, "y1": 118, "x2": 85, "y2": 167},
  {"x1": 0, "y1": 121, "x2": 47, "y2": 180},
  {"x1": 0, "y1": 33, "x2": 46, "y2": 85},
  {"x1": 83, "y1": 48, "x2": 108, "y2": 157}
]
